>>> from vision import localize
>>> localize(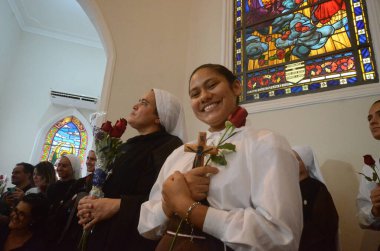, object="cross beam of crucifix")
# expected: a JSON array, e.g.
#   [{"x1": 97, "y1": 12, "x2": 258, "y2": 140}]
[{"x1": 184, "y1": 132, "x2": 218, "y2": 168}]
